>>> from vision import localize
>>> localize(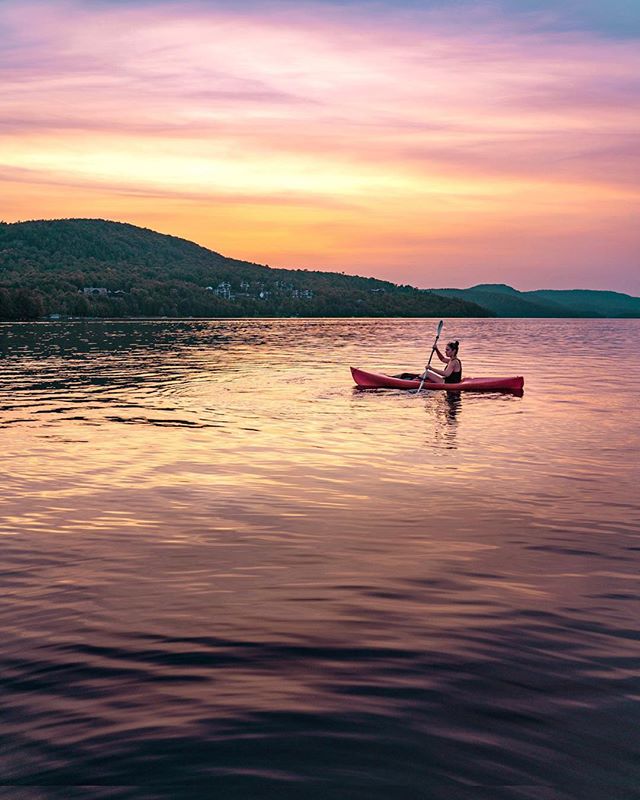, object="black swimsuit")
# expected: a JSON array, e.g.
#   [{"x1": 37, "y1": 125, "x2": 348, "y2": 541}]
[{"x1": 444, "y1": 359, "x2": 462, "y2": 384}]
